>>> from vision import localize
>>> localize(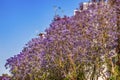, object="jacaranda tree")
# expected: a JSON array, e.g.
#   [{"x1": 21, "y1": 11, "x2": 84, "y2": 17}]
[{"x1": 5, "y1": 0, "x2": 120, "y2": 80}]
